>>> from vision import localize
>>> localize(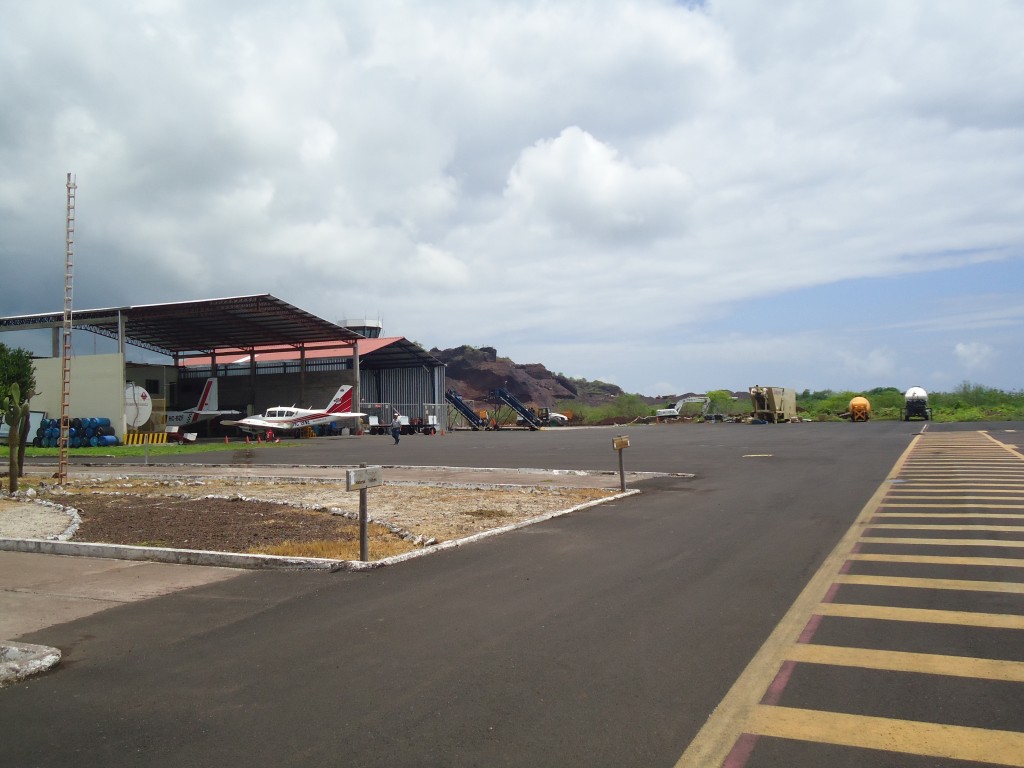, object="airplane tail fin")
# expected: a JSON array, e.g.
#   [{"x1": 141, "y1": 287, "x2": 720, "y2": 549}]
[
  {"x1": 196, "y1": 378, "x2": 218, "y2": 411},
  {"x1": 326, "y1": 385, "x2": 354, "y2": 414}
]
